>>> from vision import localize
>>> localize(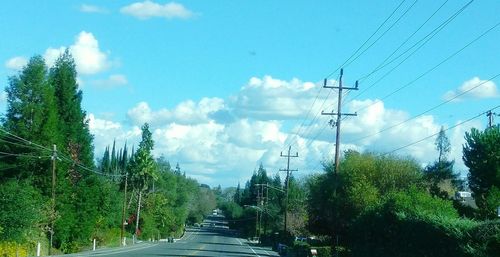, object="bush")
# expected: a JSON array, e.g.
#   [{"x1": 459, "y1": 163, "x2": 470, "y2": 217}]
[
  {"x1": 464, "y1": 220, "x2": 500, "y2": 257},
  {"x1": 314, "y1": 246, "x2": 333, "y2": 257},
  {"x1": 0, "y1": 242, "x2": 28, "y2": 257},
  {"x1": 349, "y1": 188, "x2": 500, "y2": 257},
  {"x1": 287, "y1": 241, "x2": 311, "y2": 257}
]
